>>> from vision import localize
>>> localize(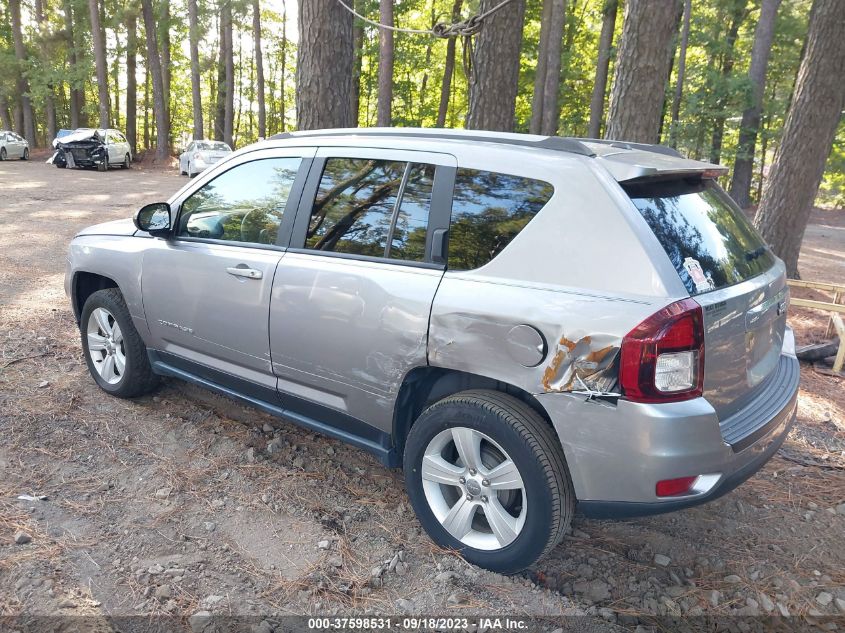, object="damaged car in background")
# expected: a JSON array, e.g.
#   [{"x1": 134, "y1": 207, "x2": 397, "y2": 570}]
[
  {"x1": 65, "y1": 128, "x2": 799, "y2": 575},
  {"x1": 50, "y1": 128, "x2": 132, "y2": 171}
]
